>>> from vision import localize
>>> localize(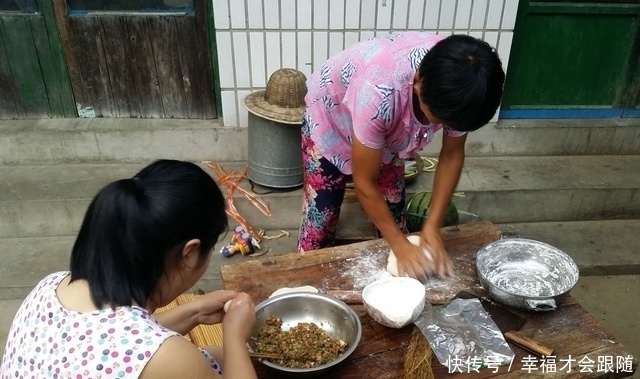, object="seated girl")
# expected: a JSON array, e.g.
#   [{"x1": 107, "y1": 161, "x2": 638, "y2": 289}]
[{"x1": 0, "y1": 159, "x2": 257, "y2": 379}]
